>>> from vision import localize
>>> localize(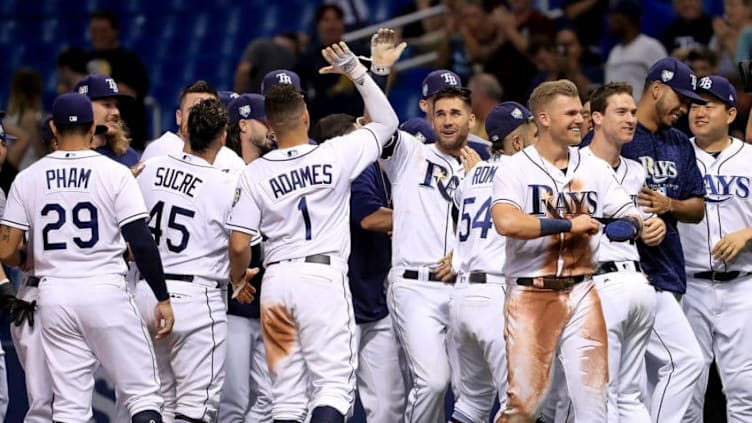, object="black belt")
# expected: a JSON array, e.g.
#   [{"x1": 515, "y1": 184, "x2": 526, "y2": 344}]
[
  {"x1": 267, "y1": 254, "x2": 331, "y2": 267},
  {"x1": 516, "y1": 275, "x2": 587, "y2": 290},
  {"x1": 693, "y1": 271, "x2": 749, "y2": 282},
  {"x1": 468, "y1": 272, "x2": 500, "y2": 283},
  {"x1": 595, "y1": 260, "x2": 642, "y2": 275},
  {"x1": 26, "y1": 277, "x2": 40, "y2": 287},
  {"x1": 402, "y1": 270, "x2": 455, "y2": 283},
  {"x1": 164, "y1": 273, "x2": 194, "y2": 282}
]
